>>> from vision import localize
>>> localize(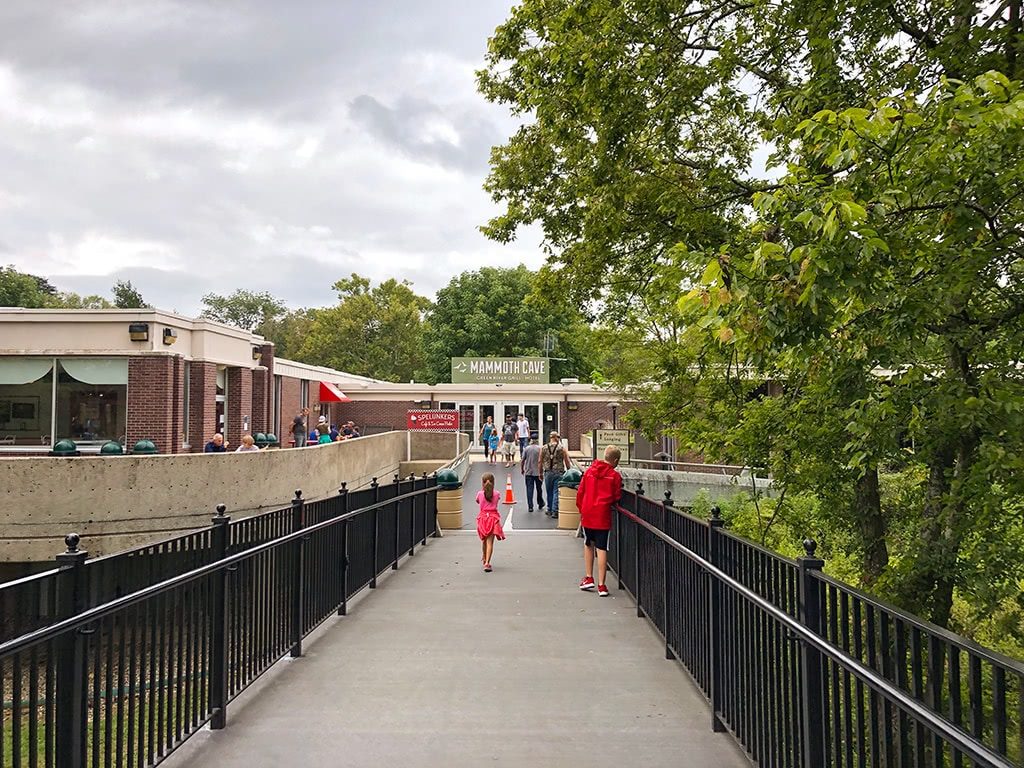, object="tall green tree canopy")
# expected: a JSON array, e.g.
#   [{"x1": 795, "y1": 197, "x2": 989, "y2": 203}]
[
  {"x1": 479, "y1": 0, "x2": 1024, "y2": 633},
  {"x1": 420, "y1": 265, "x2": 595, "y2": 383},
  {"x1": 112, "y1": 280, "x2": 148, "y2": 309},
  {"x1": 200, "y1": 290, "x2": 287, "y2": 332},
  {"x1": 298, "y1": 275, "x2": 430, "y2": 382}
]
